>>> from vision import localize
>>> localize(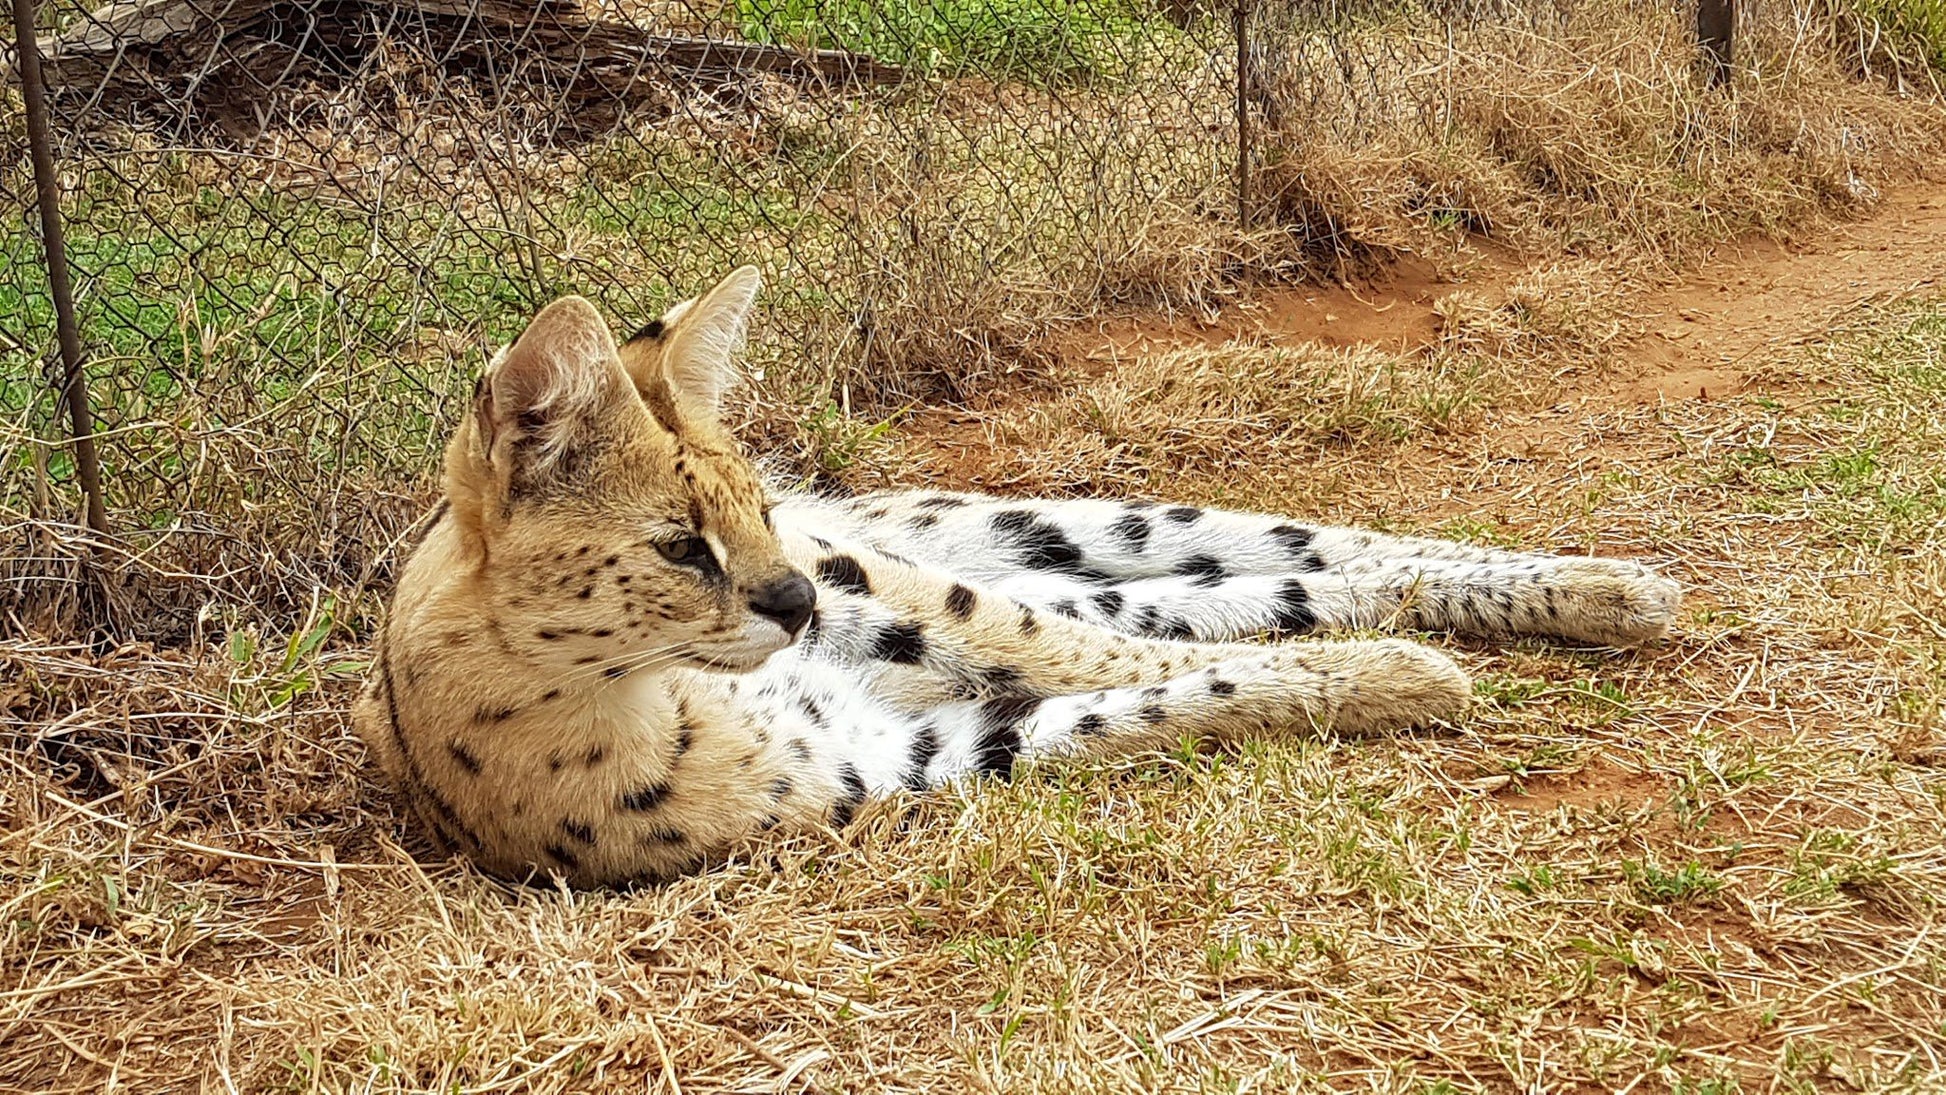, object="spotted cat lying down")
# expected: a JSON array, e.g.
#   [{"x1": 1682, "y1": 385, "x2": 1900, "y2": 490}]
[{"x1": 354, "y1": 268, "x2": 1681, "y2": 886}]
